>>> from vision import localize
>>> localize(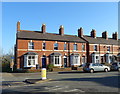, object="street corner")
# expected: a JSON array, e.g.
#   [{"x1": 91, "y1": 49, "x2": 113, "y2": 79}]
[{"x1": 24, "y1": 78, "x2": 52, "y2": 84}]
